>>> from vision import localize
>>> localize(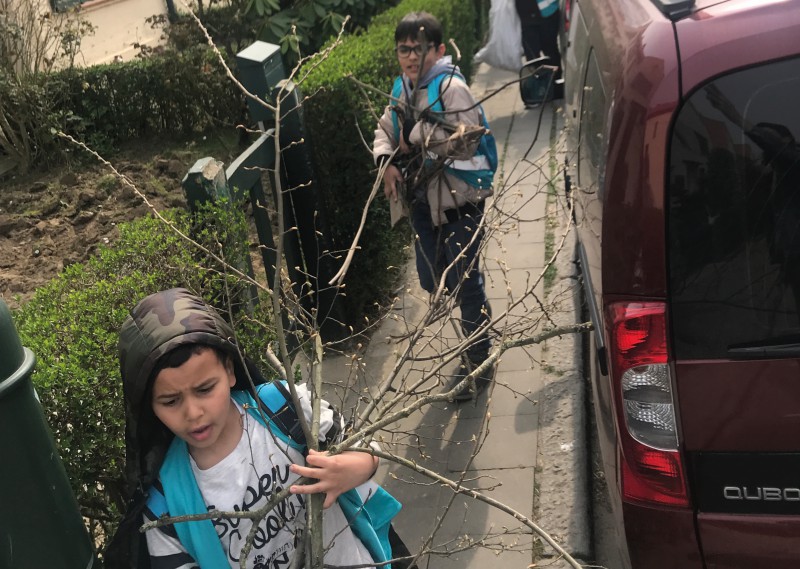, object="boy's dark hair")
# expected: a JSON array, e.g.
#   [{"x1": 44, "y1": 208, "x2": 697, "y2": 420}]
[
  {"x1": 395, "y1": 12, "x2": 443, "y2": 47},
  {"x1": 151, "y1": 343, "x2": 230, "y2": 378}
]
